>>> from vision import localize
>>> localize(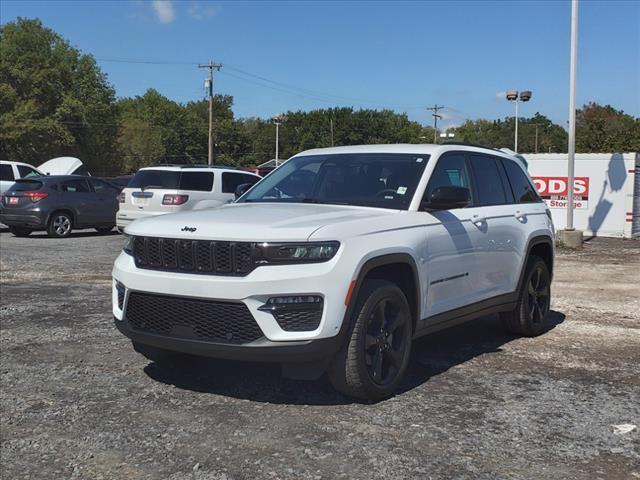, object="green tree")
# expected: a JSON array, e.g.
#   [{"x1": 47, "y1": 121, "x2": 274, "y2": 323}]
[
  {"x1": 0, "y1": 18, "x2": 118, "y2": 172},
  {"x1": 576, "y1": 102, "x2": 640, "y2": 152}
]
